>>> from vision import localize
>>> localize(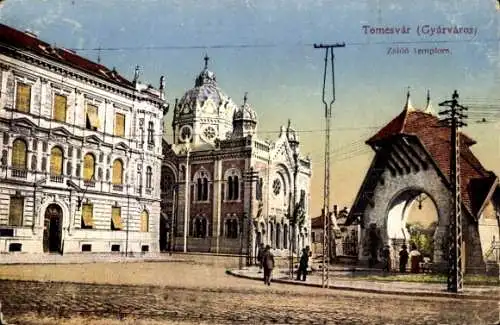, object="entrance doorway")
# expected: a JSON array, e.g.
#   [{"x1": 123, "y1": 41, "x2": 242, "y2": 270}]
[
  {"x1": 43, "y1": 204, "x2": 63, "y2": 253},
  {"x1": 386, "y1": 190, "x2": 439, "y2": 270},
  {"x1": 160, "y1": 214, "x2": 168, "y2": 252}
]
